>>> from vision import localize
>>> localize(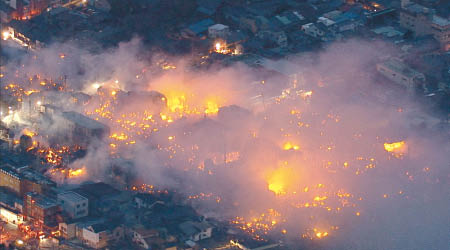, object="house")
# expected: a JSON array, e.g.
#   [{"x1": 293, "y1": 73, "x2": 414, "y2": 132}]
[
  {"x1": 131, "y1": 227, "x2": 160, "y2": 249},
  {"x1": 257, "y1": 29, "x2": 288, "y2": 48},
  {"x1": 59, "y1": 217, "x2": 105, "y2": 240},
  {"x1": 208, "y1": 24, "x2": 230, "y2": 39},
  {"x1": 302, "y1": 22, "x2": 323, "y2": 39},
  {"x1": 271, "y1": 10, "x2": 307, "y2": 31},
  {"x1": 134, "y1": 193, "x2": 165, "y2": 209},
  {"x1": 59, "y1": 220, "x2": 77, "y2": 239},
  {"x1": 82, "y1": 222, "x2": 124, "y2": 249},
  {"x1": 301, "y1": 17, "x2": 338, "y2": 41},
  {"x1": 178, "y1": 220, "x2": 213, "y2": 242},
  {"x1": 376, "y1": 58, "x2": 425, "y2": 94},
  {"x1": 330, "y1": 11, "x2": 364, "y2": 32}
]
